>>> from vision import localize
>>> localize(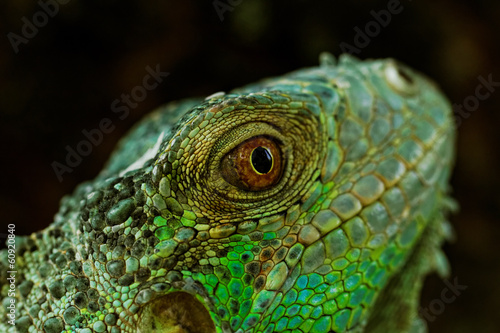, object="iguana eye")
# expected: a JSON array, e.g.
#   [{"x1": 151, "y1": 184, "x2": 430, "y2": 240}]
[
  {"x1": 384, "y1": 61, "x2": 417, "y2": 95},
  {"x1": 221, "y1": 136, "x2": 283, "y2": 191}
]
